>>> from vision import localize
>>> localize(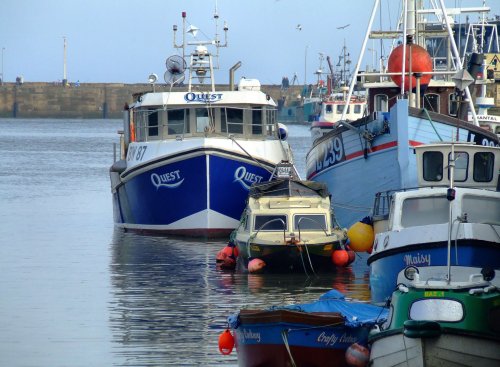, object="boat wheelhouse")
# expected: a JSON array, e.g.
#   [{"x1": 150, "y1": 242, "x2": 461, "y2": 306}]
[{"x1": 368, "y1": 142, "x2": 500, "y2": 303}]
